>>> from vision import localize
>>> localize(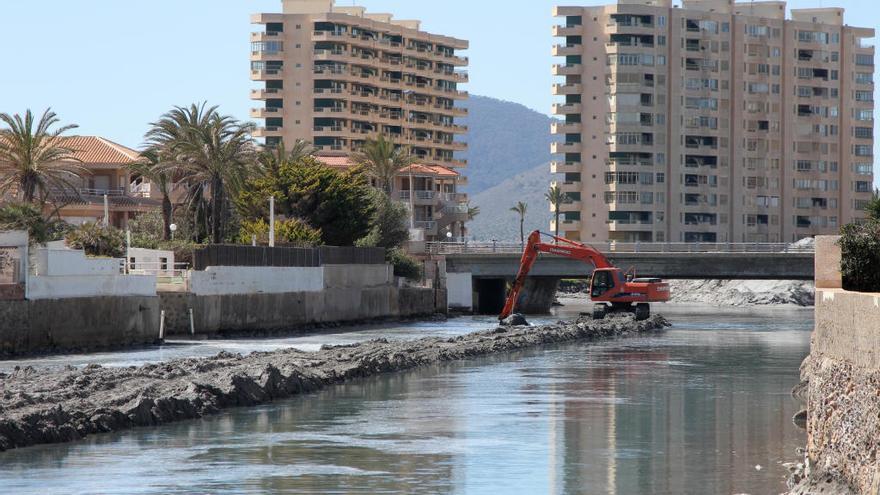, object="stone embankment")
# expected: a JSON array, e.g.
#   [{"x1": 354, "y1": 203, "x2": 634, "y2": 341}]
[
  {"x1": 0, "y1": 314, "x2": 669, "y2": 452},
  {"x1": 559, "y1": 279, "x2": 815, "y2": 306}
]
